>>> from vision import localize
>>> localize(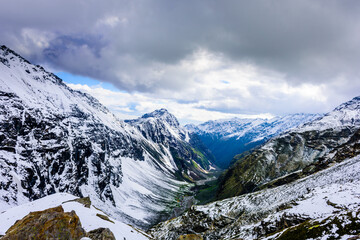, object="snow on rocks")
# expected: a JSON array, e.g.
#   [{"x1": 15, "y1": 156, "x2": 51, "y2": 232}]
[
  {"x1": 150, "y1": 155, "x2": 360, "y2": 239},
  {"x1": 0, "y1": 193, "x2": 150, "y2": 239}
]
